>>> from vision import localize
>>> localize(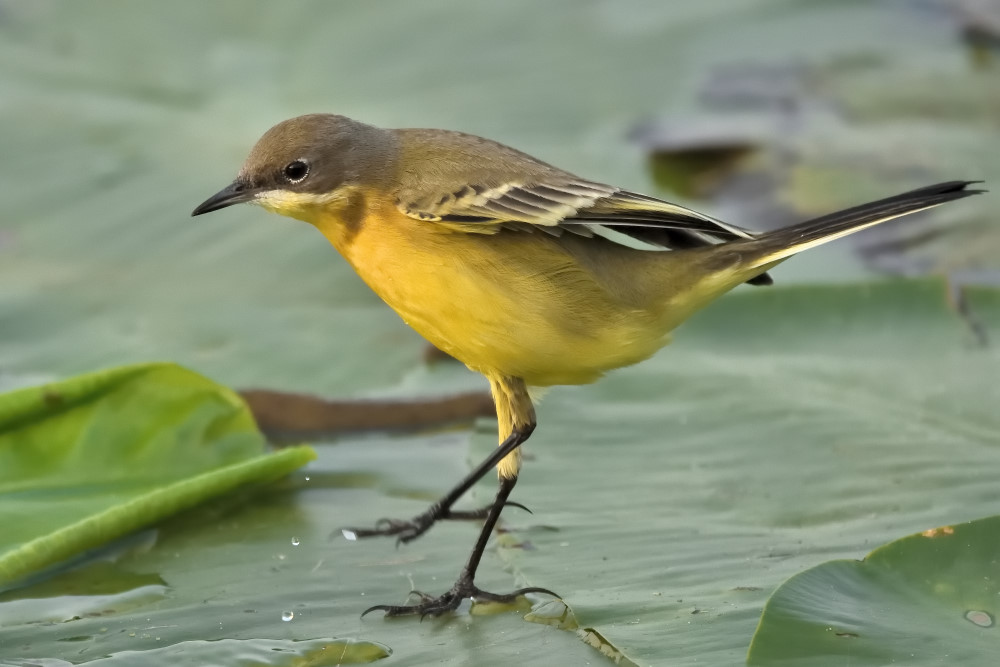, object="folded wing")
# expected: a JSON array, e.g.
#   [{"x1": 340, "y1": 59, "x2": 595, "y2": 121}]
[{"x1": 396, "y1": 175, "x2": 773, "y2": 285}]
